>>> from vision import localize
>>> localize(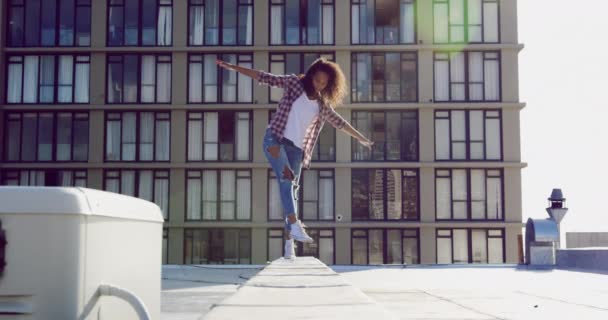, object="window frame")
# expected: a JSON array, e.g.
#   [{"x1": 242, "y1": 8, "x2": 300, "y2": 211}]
[
  {"x1": 6, "y1": 0, "x2": 92, "y2": 47},
  {"x1": 351, "y1": 228, "x2": 420, "y2": 265},
  {"x1": 4, "y1": 110, "x2": 89, "y2": 162},
  {"x1": 433, "y1": 51, "x2": 502, "y2": 102},
  {"x1": 436, "y1": 228, "x2": 505, "y2": 264},
  {"x1": 350, "y1": 0, "x2": 417, "y2": 45},
  {"x1": 5, "y1": 54, "x2": 91, "y2": 104},
  {"x1": 1, "y1": 169, "x2": 87, "y2": 186},
  {"x1": 186, "y1": 110, "x2": 253, "y2": 162},
  {"x1": 185, "y1": 169, "x2": 253, "y2": 222},
  {"x1": 187, "y1": 0, "x2": 254, "y2": 46},
  {"x1": 351, "y1": 110, "x2": 419, "y2": 162},
  {"x1": 351, "y1": 52, "x2": 419, "y2": 103},
  {"x1": 432, "y1": 0, "x2": 500, "y2": 44},
  {"x1": 351, "y1": 168, "x2": 420, "y2": 221},
  {"x1": 103, "y1": 168, "x2": 170, "y2": 220},
  {"x1": 187, "y1": 53, "x2": 253, "y2": 104},
  {"x1": 104, "y1": 110, "x2": 171, "y2": 162},
  {"x1": 269, "y1": 0, "x2": 336, "y2": 46},
  {"x1": 434, "y1": 168, "x2": 505, "y2": 221},
  {"x1": 267, "y1": 168, "x2": 336, "y2": 222},
  {"x1": 434, "y1": 109, "x2": 503, "y2": 161},
  {"x1": 106, "y1": 53, "x2": 173, "y2": 104},
  {"x1": 106, "y1": 0, "x2": 174, "y2": 47}
]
